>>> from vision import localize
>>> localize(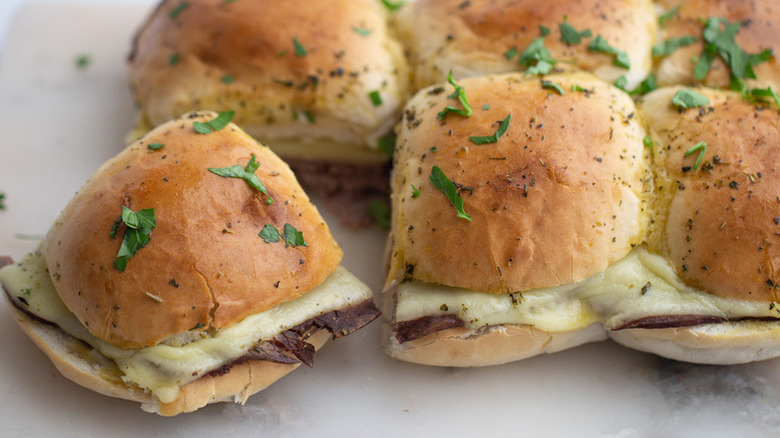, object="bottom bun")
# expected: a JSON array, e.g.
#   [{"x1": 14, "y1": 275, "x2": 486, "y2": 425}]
[
  {"x1": 10, "y1": 305, "x2": 329, "y2": 416},
  {"x1": 384, "y1": 322, "x2": 607, "y2": 367},
  {"x1": 608, "y1": 320, "x2": 780, "y2": 365}
]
